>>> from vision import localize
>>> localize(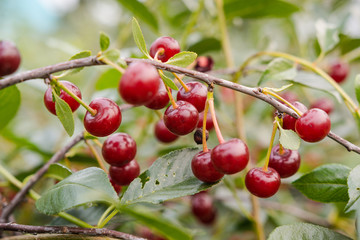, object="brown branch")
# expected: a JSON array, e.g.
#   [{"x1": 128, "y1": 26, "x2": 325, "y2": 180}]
[
  {"x1": 0, "y1": 223, "x2": 145, "y2": 240},
  {"x1": 0, "y1": 132, "x2": 85, "y2": 223}
]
